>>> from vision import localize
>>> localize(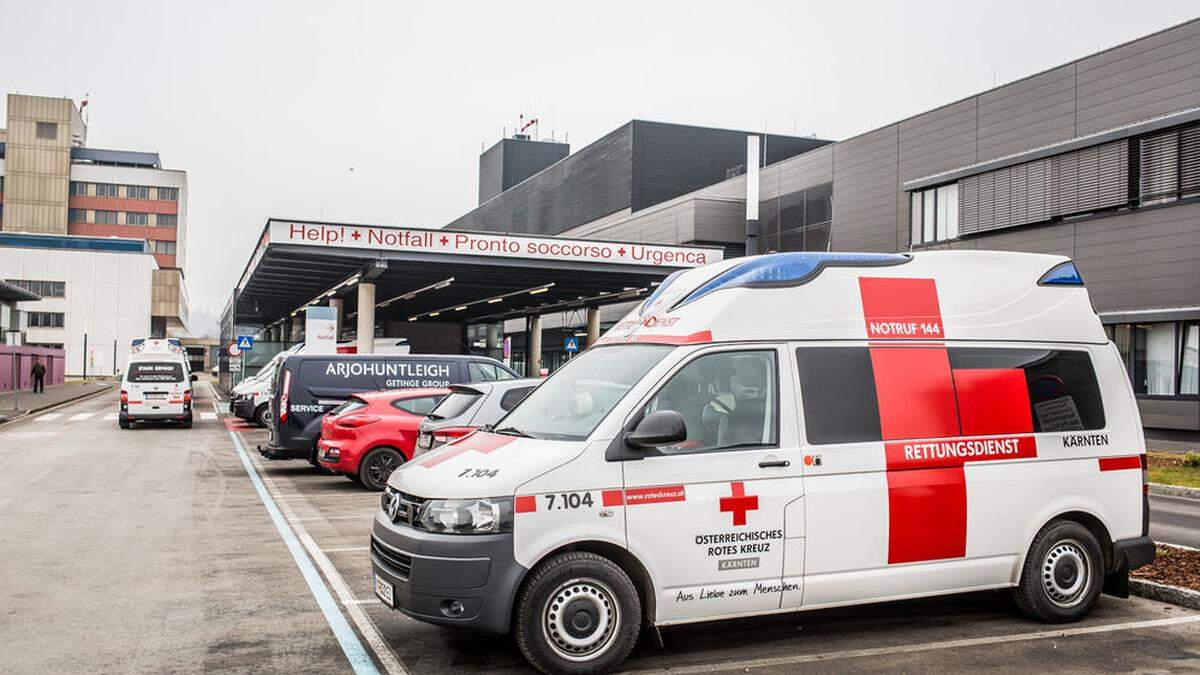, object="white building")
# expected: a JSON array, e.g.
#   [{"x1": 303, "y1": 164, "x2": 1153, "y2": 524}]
[{"x1": 0, "y1": 232, "x2": 158, "y2": 376}]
